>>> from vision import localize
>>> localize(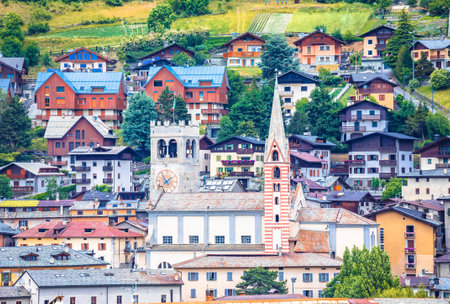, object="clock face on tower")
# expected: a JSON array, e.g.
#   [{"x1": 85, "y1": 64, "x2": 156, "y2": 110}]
[{"x1": 156, "y1": 170, "x2": 178, "y2": 193}]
